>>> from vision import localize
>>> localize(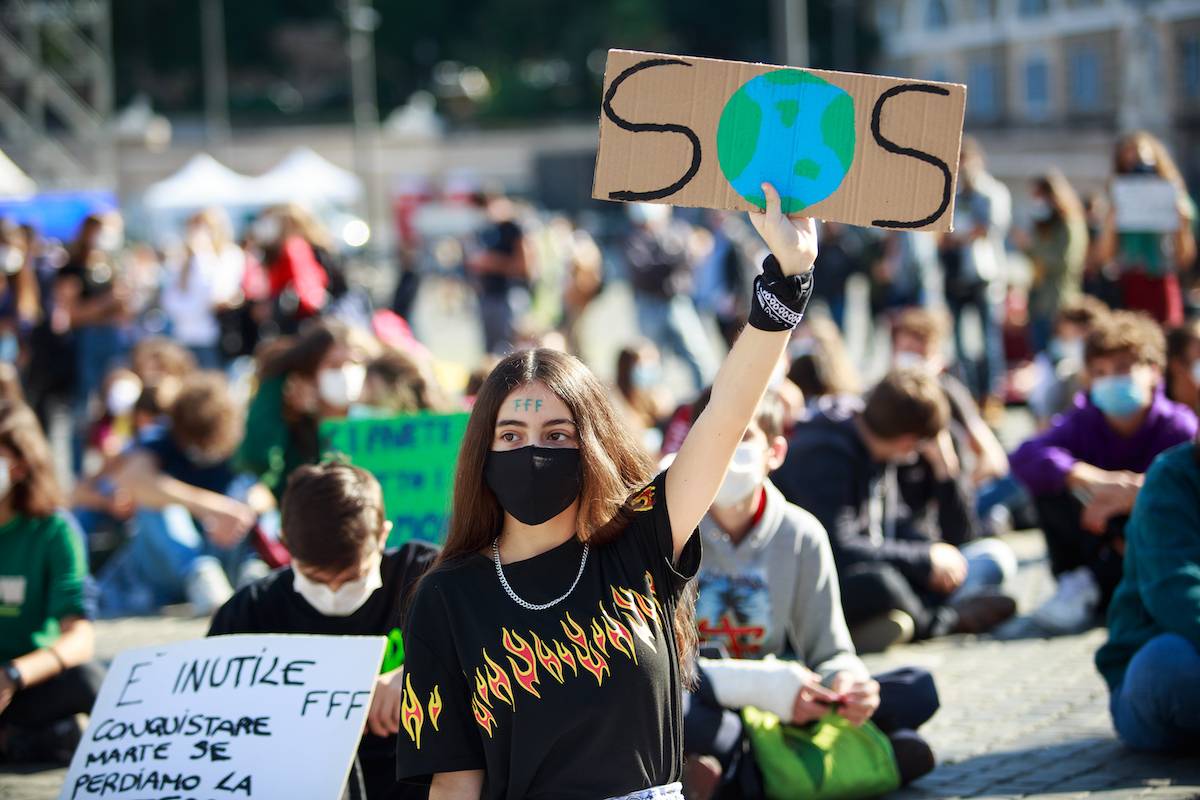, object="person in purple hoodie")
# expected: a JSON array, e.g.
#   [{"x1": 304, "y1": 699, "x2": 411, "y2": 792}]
[{"x1": 1011, "y1": 311, "x2": 1198, "y2": 634}]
